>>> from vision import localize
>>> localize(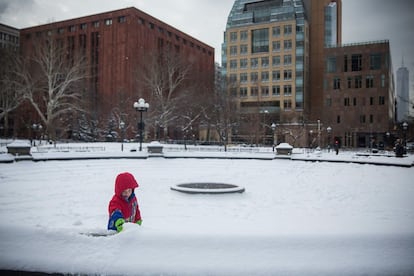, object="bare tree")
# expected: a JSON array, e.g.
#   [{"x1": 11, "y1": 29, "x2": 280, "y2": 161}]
[
  {"x1": 17, "y1": 37, "x2": 89, "y2": 140},
  {"x1": 211, "y1": 78, "x2": 239, "y2": 151},
  {"x1": 0, "y1": 47, "x2": 25, "y2": 136},
  {"x1": 138, "y1": 48, "x2": 191, "y2": 140}
]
